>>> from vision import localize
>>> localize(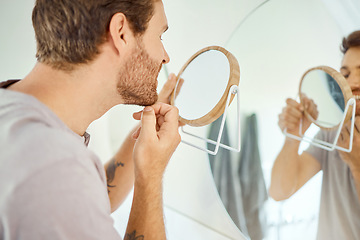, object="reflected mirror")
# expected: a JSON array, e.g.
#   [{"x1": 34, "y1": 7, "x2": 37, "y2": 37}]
[
  {"x1": 299, "y1": 66, "x2": 352, "y2": 129},
  {"x1": 210, "y1": 1, "x2": 349, "y2": 240},
  {"x1": 171, "y1": 46, "x2": 240, "y2": 127}
]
